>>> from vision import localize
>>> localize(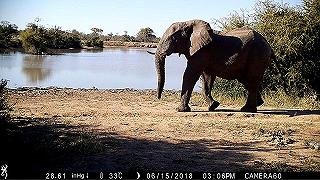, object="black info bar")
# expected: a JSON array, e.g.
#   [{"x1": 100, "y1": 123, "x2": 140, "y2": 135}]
[{"x1": 3, "y1": 171, "x2": 319, "y2": 179}]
